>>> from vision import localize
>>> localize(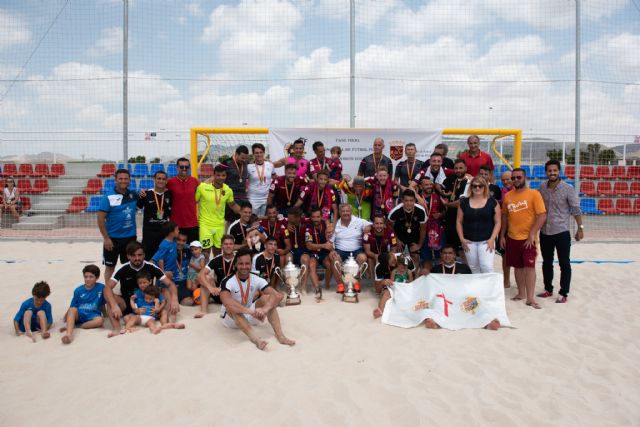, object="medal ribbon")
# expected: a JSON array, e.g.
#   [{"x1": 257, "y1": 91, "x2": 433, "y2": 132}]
[
  {"x1": 236, "y1": 273, "x2": 251, "y2": 305},
  {"x1": 222, "y1": 255, "x2": 235, "y2": 278},
  {"x1": 153, "y1": 191, "x2": 165, "y2": 217},
  {"x1": 233, "y1": 156, "x2": 244, "y2": 182},
  {"x1": 406, "y1": 159, "x2": 416, "y2": 183},
  {"x1": 443, "y1": 263, "x2": 456, "y2": 274},
  {"x1": 213, "y1": 184, "x2": 222, "y2": 208},
  {"x1": 285, "y1": 180, "x2": 295, "y2": 205},
  {"x1": 265, "y1": 255, "x2": 275, "y2": 278},
  {"x1": 255, "y1": 162, "x2": 266, "y2": 184}
]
